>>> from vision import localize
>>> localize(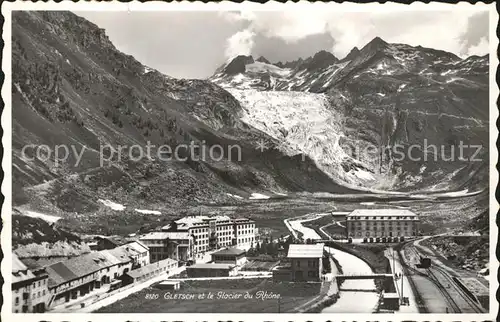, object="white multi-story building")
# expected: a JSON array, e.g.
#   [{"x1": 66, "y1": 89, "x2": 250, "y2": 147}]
[
  {"x1": 346, "y1": 209, "x2": 420, "y2": 238},
  {"x1": 139, "y1": 232, "x2": 194, "y2": 263},
  {"x1": 160, "y1": 215, "x2": 256, "y2": 254},
  {"x1": 233, "y1": 218, "x2": 256, "y2": 250}
]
